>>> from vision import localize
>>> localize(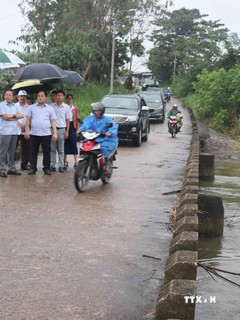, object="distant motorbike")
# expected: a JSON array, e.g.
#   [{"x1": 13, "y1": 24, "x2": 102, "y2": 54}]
[
  {"x1": 168, "y1": 114, "x2": 183, "y2": 138},
  {"x1": 74, "y1": 125, "x2": 117, "y2": 192},
  {"x1": 164, "y1": 93, "x2": 171, "y2": 102}
]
